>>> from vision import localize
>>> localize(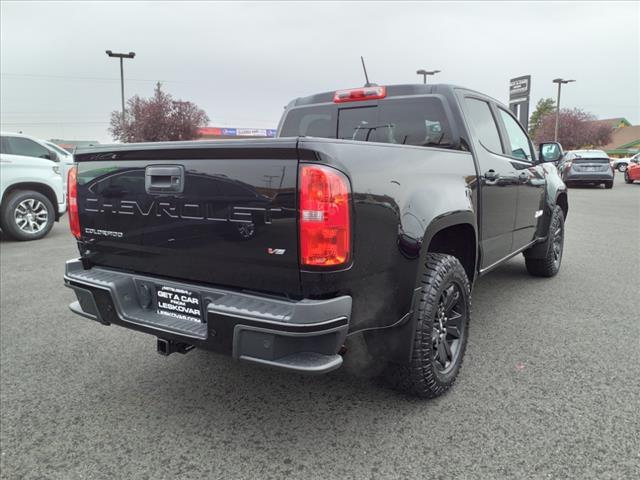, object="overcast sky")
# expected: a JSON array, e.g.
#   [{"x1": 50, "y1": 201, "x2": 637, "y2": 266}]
[{"x1": 1, "y1": 1, "x2": 638, "y2": 143}]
